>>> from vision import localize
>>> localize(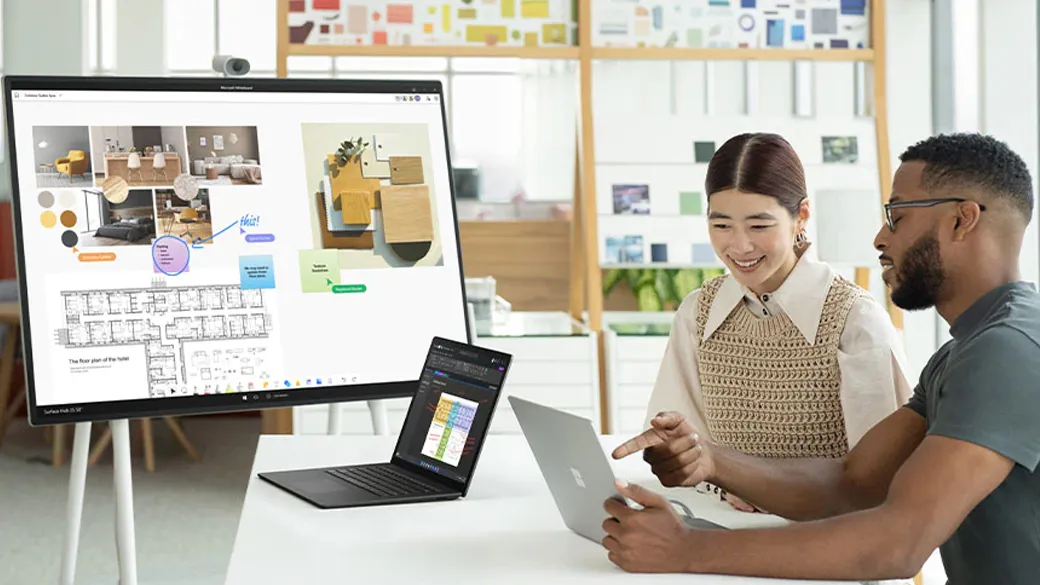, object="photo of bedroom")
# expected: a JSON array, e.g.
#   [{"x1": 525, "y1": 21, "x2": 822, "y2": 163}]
[
  {"x1": 32, "y1": 126, "x2": 94, "y2": 188},
  {"x1": 185, "y1": 126, "x2": 263, "y2": 186},
  {"x1": 89, "y1": 125, "x2": 189, "y2": 187},
  {"x1": 155, "y1": 188, "x2": 212, "y2": 246},
  {"x1": 72, "y1": 188, "x2": 157, "y2": 247}
]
